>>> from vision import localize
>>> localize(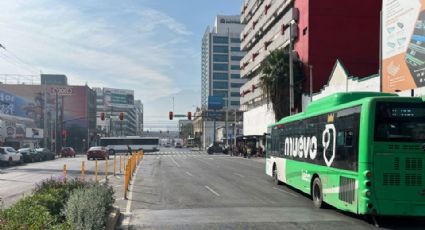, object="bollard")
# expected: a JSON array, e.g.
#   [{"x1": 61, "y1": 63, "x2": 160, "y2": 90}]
[
  {"x1": 123, "y1": 156, "x2": 126, "y2": 173},
  {"x1": 95, "y1": 160, "x2": 98, "y2": 181},
  {"x1": 119, "y1": 155, "x2": 122, "y2": 173},
  {"x1": 82, "y1": 161, "x2": 85, "y2": 179},
  {"x1": 105, "y1": 157, "x2": 108, "y2": 179},
  {"x1": 124, "y1": 166, "x2": 129, "y2": 199},
  {"x1": 114, "y1": 156, "x2": 116, "y2": 177},
  {"x1": 63, "y1": 164, "x2": 67, "y2": 180}
]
